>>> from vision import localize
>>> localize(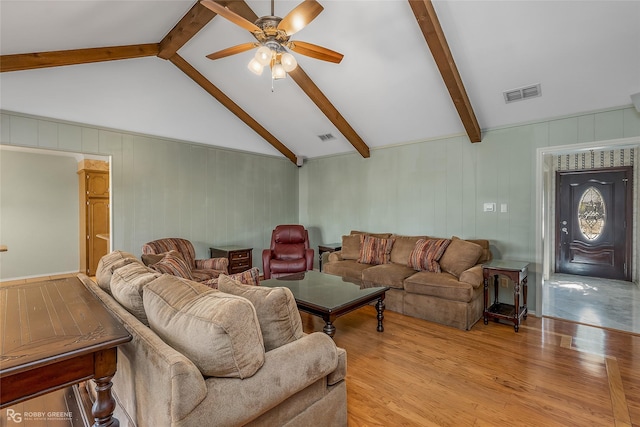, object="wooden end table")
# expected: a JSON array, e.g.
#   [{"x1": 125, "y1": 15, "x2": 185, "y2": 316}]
[
  {"x1": 318, "y1": 243, "x2": 341, "y2": 272},
  {"x1": 0, "y1": 277, "x2": 132, "y2": 427},
  {"x1": 483, "y1": 260, "x2": 529, "y2": 332},
  {"x1": 210, "y1": 246, "x2": 253, "y2": 274}
]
